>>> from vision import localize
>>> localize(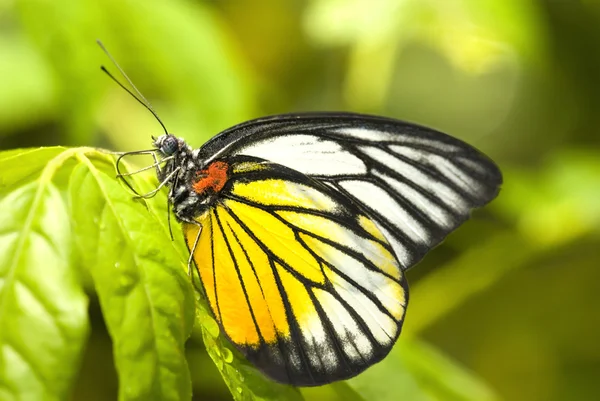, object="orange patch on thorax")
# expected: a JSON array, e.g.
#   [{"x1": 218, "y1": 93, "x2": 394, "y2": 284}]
[{"x1": 192, "y1": 161, "x2": 229, "y2": 194}]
